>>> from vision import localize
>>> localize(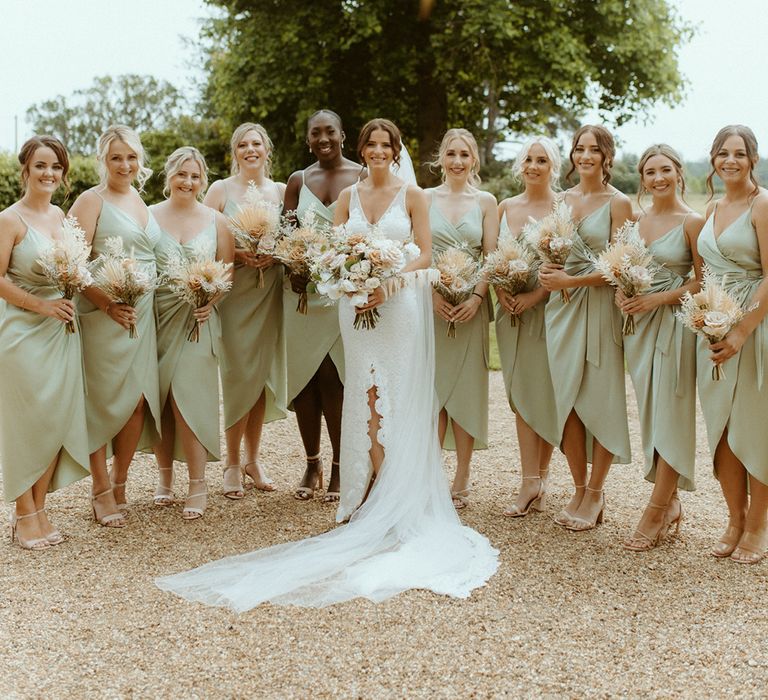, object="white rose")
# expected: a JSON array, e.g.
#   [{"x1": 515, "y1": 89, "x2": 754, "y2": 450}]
[
  {"x1": 702, "y1": 310, "x2": 731, "y2": 339},
  {"x1": 628, "y1": 265, "x2": 652, "y2": 291},
  {"x1": 549, "y1": 237, "x2": 568, "y2": 252},
  {"x1": 359, "y1": 260, "x2": 372, "y2": 275},
  {"x1": 317, "y1": 280, "x2": 342, "y2": 299},
  {"x1": 365, "y1": 277, "x2": 381, "y2": 289},
  {"x1": 330, "y1": 253, "x2": 348, "y2": 270},
  {"x1": 403, "y1": 242, "x2": 421, "y2": 260},
  {"x1": 339, "y1": 279, "x2": 358, "y2": 294}
]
